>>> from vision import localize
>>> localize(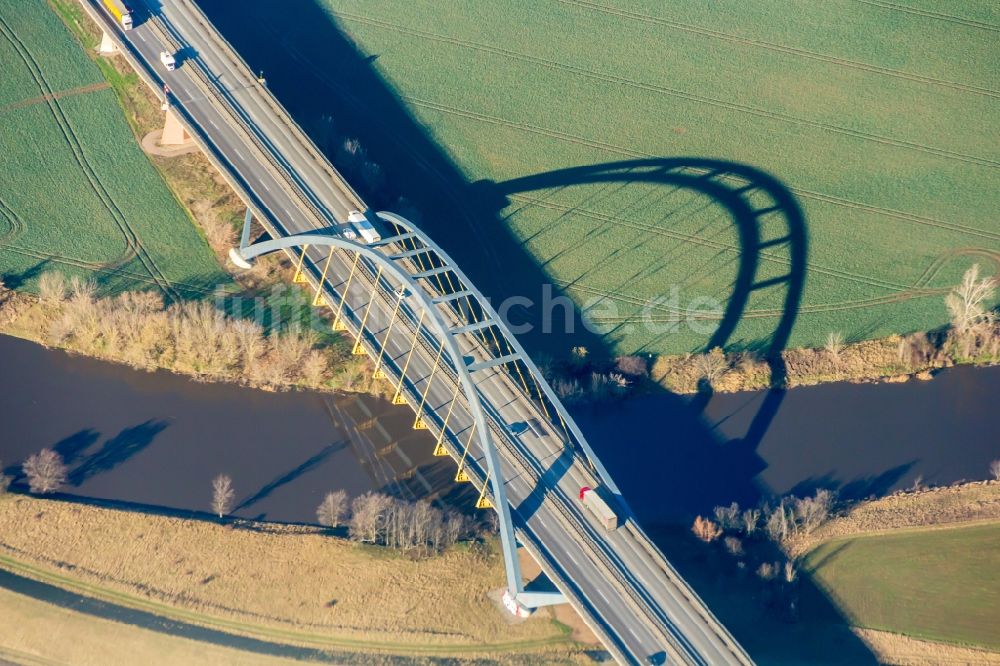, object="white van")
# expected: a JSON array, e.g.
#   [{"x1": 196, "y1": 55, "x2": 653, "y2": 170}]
[
  {"x1": 347, "y1": 210, "x2": 381, "y2": 244},
  {"x1": 159, "y1": 51, "x2": 176, "y2": 71}
]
